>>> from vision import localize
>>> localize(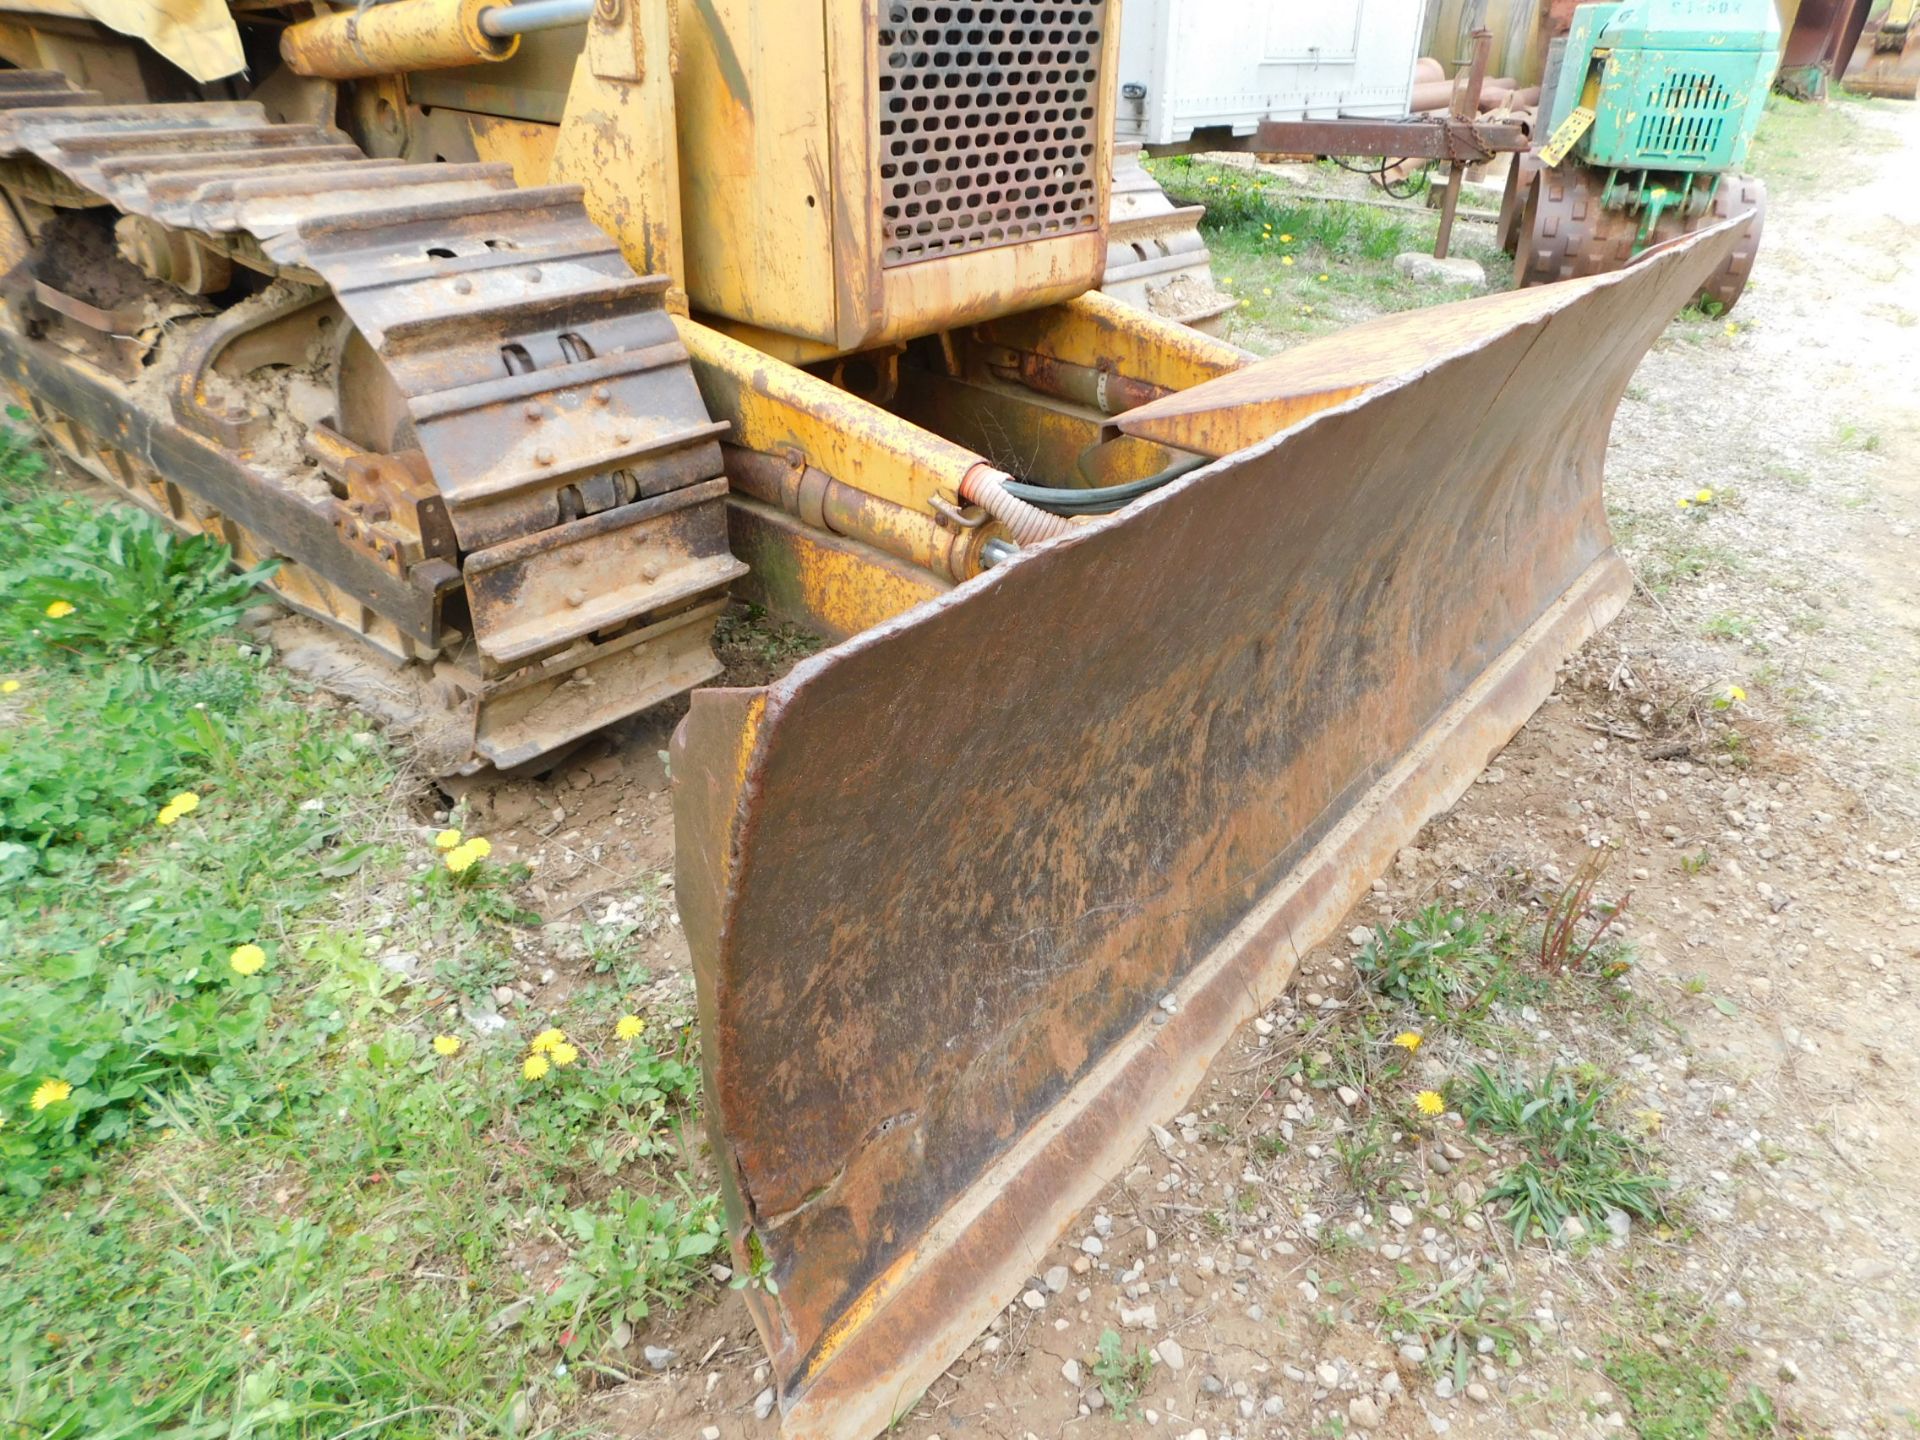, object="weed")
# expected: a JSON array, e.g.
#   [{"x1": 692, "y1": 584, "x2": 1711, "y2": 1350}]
[
  {"x1": 1833, "y1": 420, "x2": 1881, "y2": 453},
  {"x1": 1605, "y1": 1329, "x2": 1730, "y2": 1440},
  {"x1": 1681, "y1": 848, "x2": 1714, "y2": 875},
  {"x1": 541, "y1": 1182, "x2": 725, "y2": 1346},
  {"x1": 1454, "y1": 1066, "x2": 1669, "y2": 1240},
  {"x1": 1705, "y1": 612, "x2": 1754, "y2": 641},
  {"x1": 1093, "y1": 1328, "x2": 1156, "y2": 1419},
  {"x1": 1380, "y1": 1269, "x2": 1538, "y2": 1389},
  {"x1": 1355, "y1": 905, "x2": 1528, "y2": 1024},
  {"x1": 1537, "y1": 850, "x2": 1632, "y2": 973}
]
